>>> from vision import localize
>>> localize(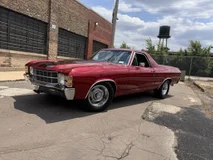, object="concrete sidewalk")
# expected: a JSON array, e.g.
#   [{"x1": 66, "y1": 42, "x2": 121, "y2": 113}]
[
  {"x1": 186, "y1": 76, "x2": 213, "y2": 81},
  {"x1": 0, "y1": 71, "x2": 25, "y2": 82},
  {"x1": 194, "y1": 80, "x2": 213, "y2": 94}
]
